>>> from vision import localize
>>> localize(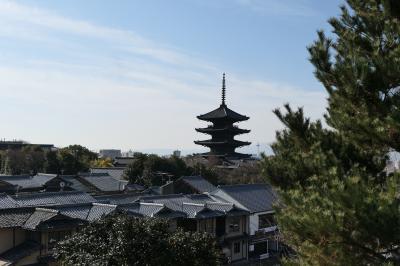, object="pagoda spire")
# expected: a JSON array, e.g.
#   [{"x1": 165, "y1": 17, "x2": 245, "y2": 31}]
[{"x1": 221, "y1": 73, "x2": 226, "y2": 105}]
